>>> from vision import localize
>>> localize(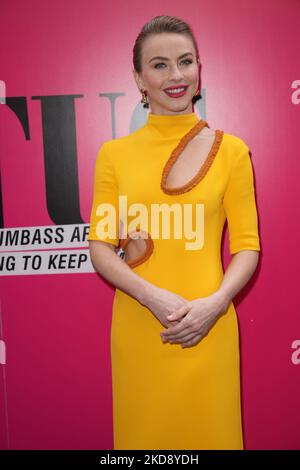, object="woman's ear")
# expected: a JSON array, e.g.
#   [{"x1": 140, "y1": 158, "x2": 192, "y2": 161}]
[{"x1": 132, "y1": 69, "x2": 144, "y2": 91}]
